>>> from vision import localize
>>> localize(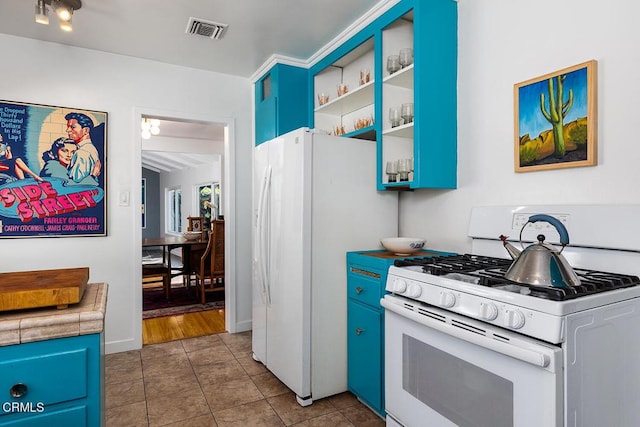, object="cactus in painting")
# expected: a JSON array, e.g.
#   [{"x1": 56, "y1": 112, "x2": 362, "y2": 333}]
[{"x1": 540, "y1": 75, "x2": 574, "y2": 157}]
